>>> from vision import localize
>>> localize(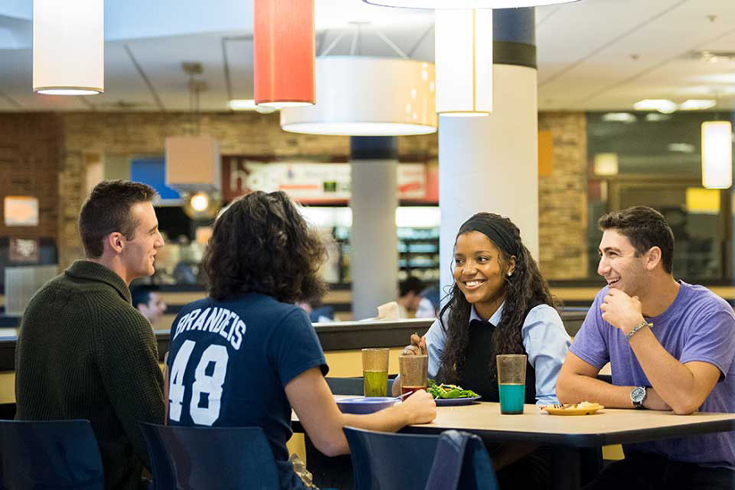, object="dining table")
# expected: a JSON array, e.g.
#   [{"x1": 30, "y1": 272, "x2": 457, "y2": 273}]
[{"x1": 293, "y1": 398, "x2": 735, "y2": 490}]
